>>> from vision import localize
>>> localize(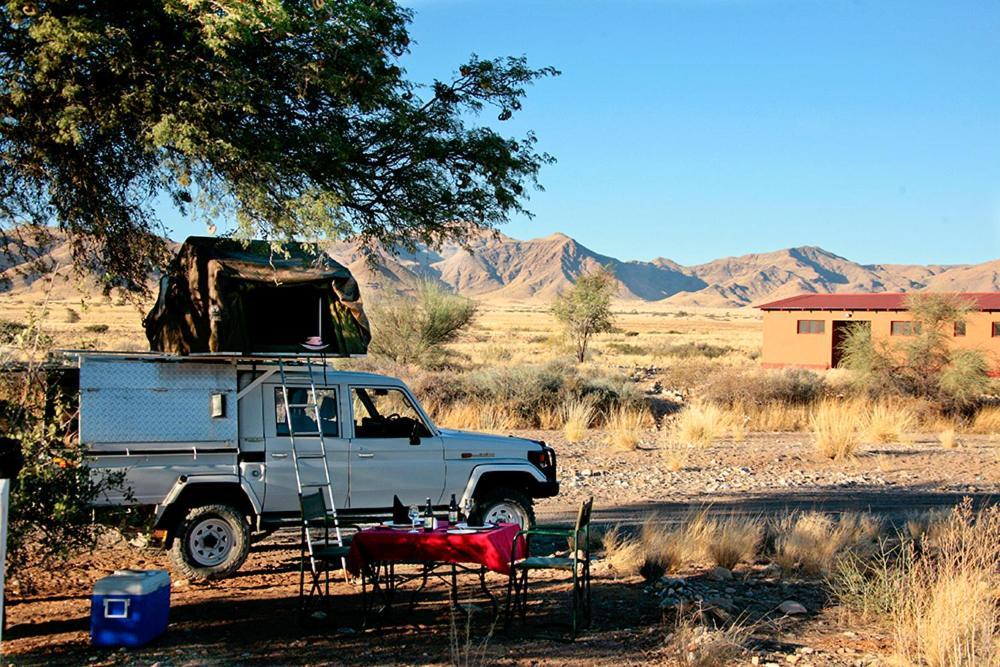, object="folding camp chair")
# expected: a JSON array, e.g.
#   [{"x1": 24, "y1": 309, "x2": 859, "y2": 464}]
[
  {"x1": 506, "y1": 497, "x2": 593, "y2": 637},
  {"x1": 299, "y1": 490, "x2": 354, "y2": 619}
]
